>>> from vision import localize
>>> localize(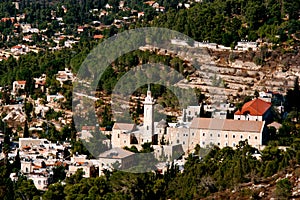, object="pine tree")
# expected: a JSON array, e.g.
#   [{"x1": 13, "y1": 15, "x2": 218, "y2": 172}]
[{"x1": 23, "y1": 121, "x2": 29, "y2": 138}]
